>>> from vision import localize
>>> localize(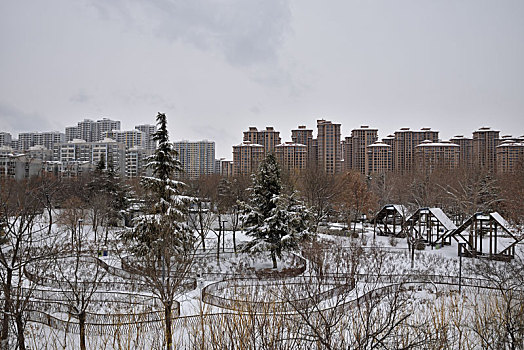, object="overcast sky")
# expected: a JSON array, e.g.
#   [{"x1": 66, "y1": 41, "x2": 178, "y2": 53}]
[{"x1": 1, "y1": 0, "x2": 523, "y2": 158}]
